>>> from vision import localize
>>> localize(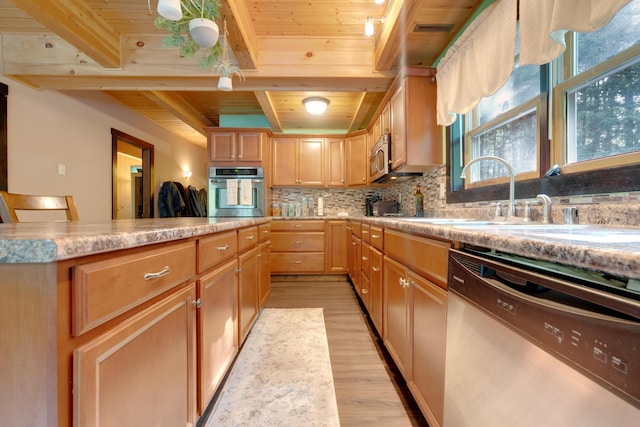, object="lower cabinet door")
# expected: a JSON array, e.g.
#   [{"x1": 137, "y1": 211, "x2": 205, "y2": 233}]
[
  {"x1": 383, "y1": 255, "x2": 410, "y2": 377},
  {"x1": 258, "y1": 241, "x2": 271, "y2": 307},
  {"x1": 238, "y1": 246, "x2": 259, "y2": 344},
  {"x1": 409, "y1": 271, "x2": 447, "y2": 427},
  {"x1": 198, "y1": 260, "x2": 238, "y2": 413},
  {"x1": 73, "y1": 284, "x2": 197, "y2": 427}
]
